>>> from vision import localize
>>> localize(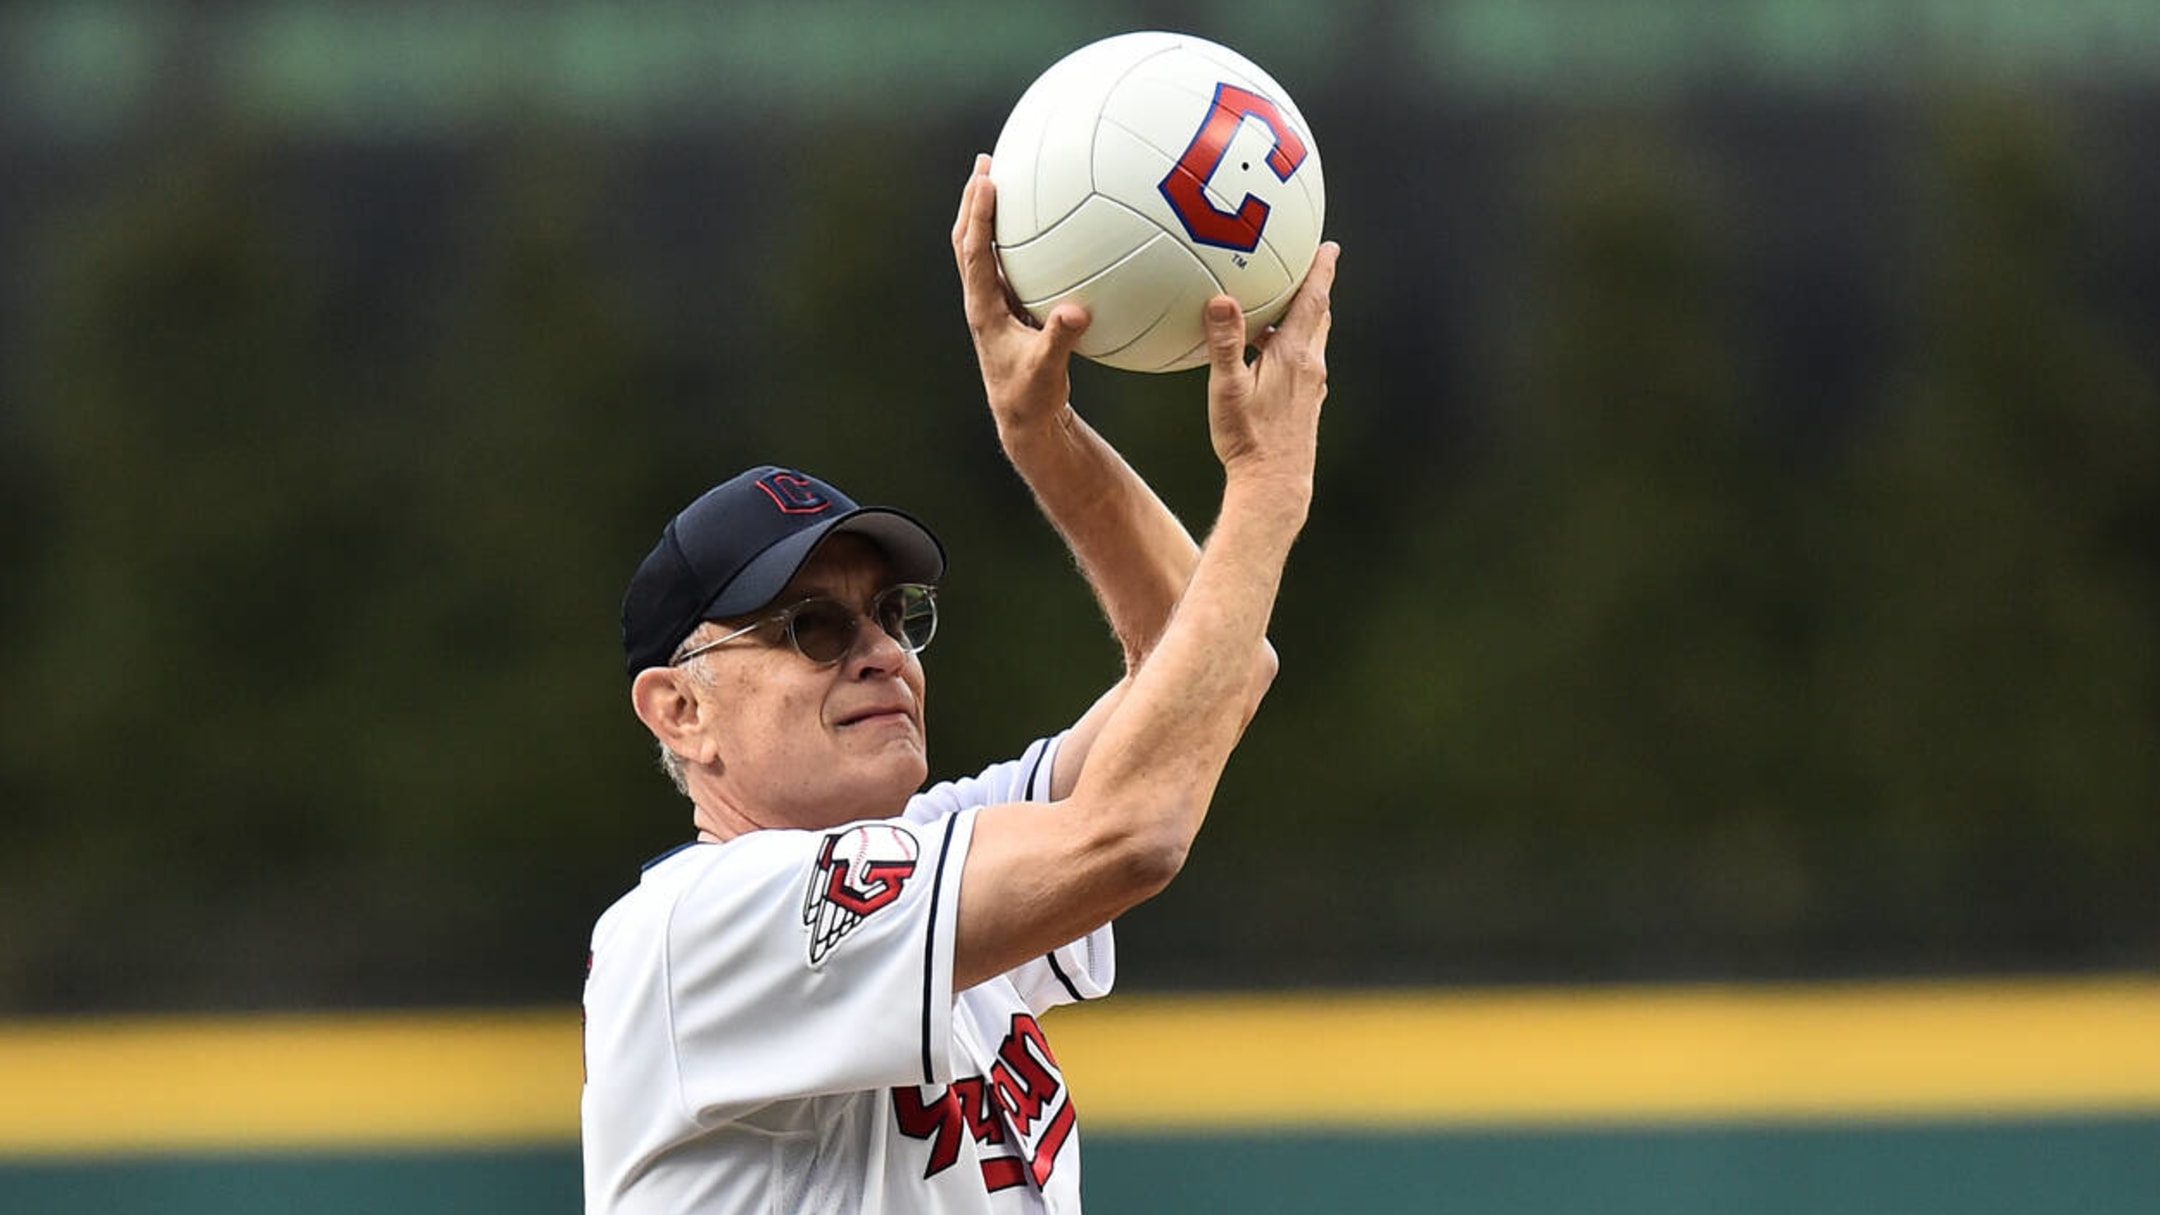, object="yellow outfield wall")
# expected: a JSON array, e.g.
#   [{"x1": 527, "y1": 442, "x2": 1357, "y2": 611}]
[{"x1": 1, "y1": 975, "x2": 2156, "y2": 1157}]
